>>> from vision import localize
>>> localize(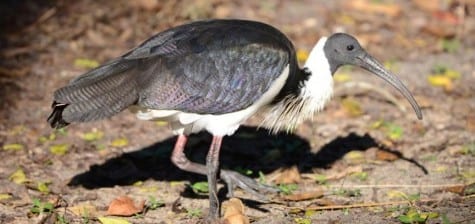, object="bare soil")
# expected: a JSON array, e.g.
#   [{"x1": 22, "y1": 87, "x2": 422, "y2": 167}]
[{"x1": 0, "y1": 0, "x2": 474, "y2": 223}]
